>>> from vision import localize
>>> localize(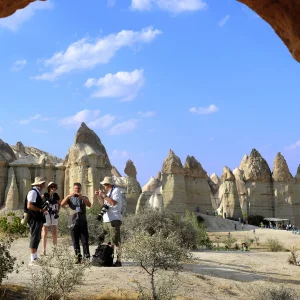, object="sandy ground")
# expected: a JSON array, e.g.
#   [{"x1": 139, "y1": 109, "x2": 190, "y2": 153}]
[{"x1": 4, "y1": 215, "x2": 300, "y2": 299}]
